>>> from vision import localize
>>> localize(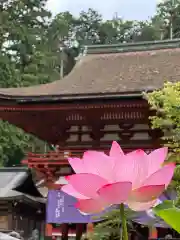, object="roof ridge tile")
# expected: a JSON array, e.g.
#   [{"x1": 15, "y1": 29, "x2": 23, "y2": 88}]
[{"x1": 85, "y1": 39, "x2": 180, "y2": 54}]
